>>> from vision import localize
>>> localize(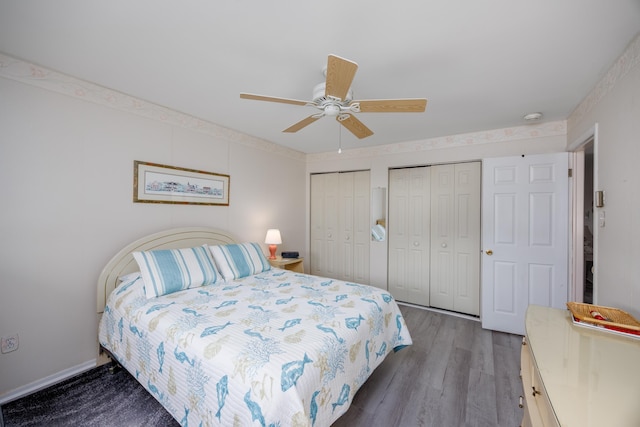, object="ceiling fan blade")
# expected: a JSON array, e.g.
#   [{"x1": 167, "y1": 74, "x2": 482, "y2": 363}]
[
  {"x1": 338, "y1": 114, "x2": 374, "y2": 139},
  {"x1": 325, "y1": 55, "x2": 358, "y2": 101},
  {"x1": 283, "y1": 116, "x2": 320, "y2": 133},
  {"x1": 356, "y1": 98, "x2": 427, "y2": 113},
  {"x1": 240, "y1": 93, "x2": 308, "y2": 106}
]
